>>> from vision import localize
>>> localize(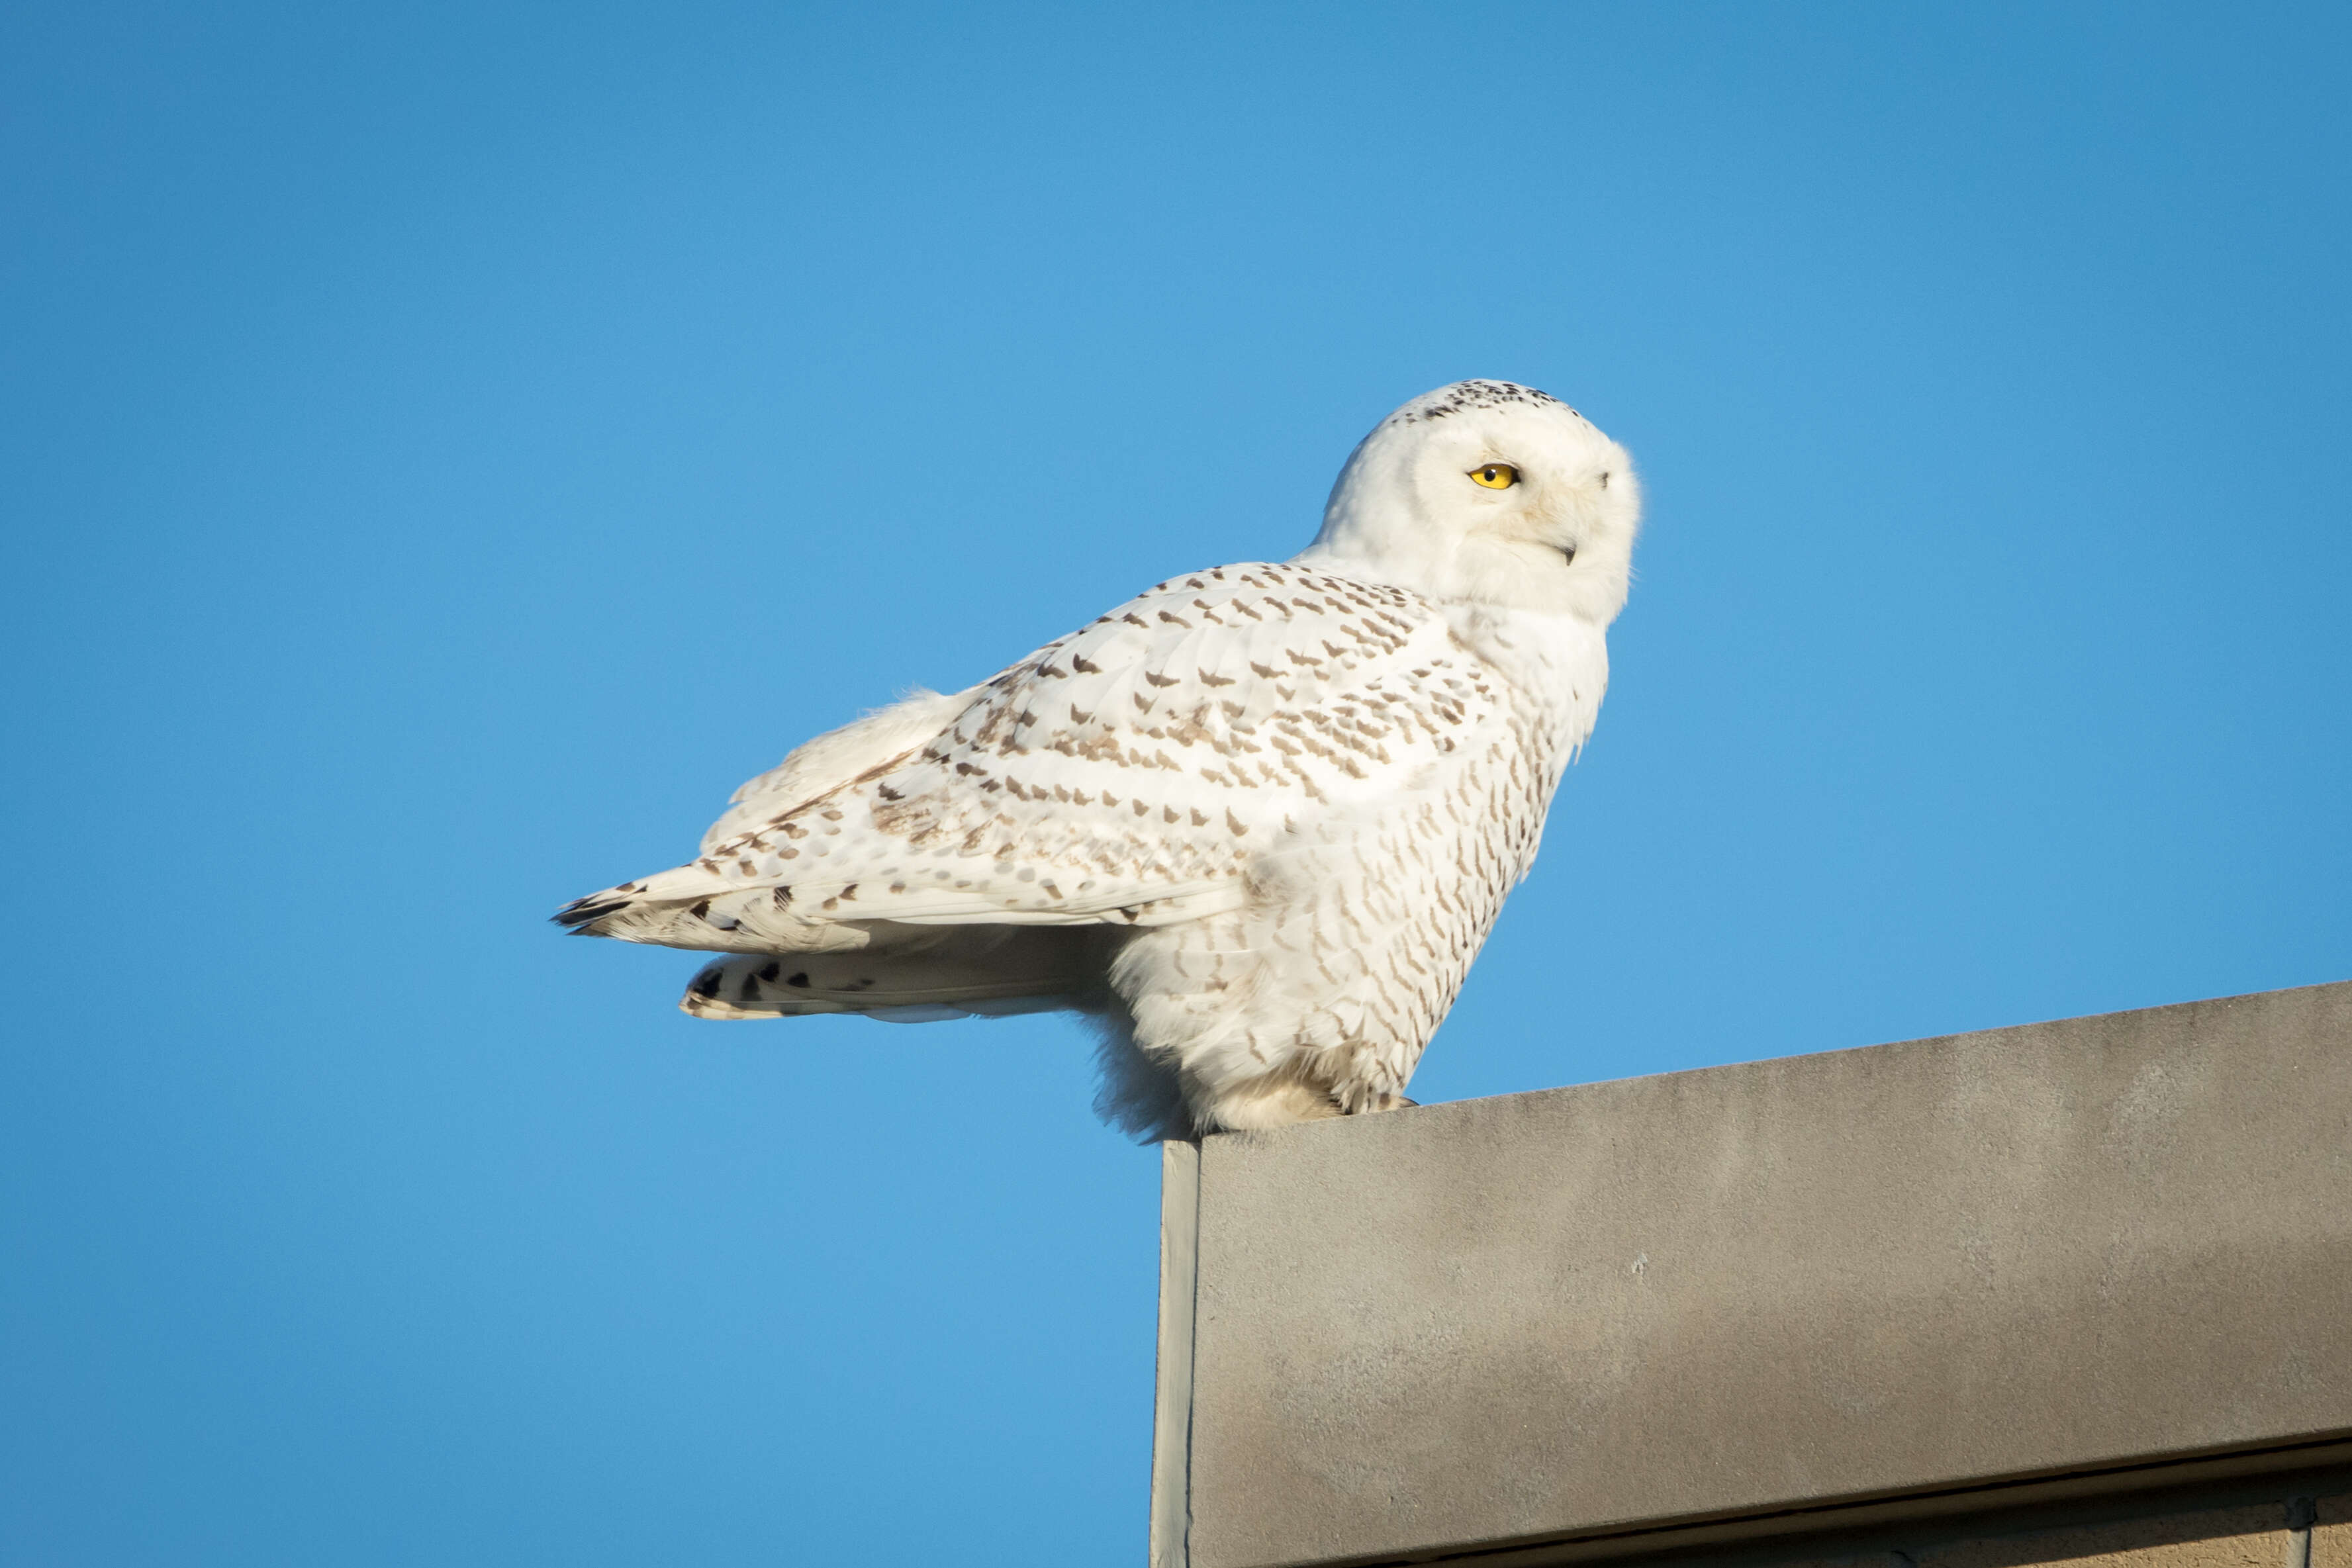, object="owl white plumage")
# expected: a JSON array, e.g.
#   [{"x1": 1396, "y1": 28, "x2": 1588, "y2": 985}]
[{"x1": 556, "y1": 381, "x2": 1640, "y2": 1140}]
